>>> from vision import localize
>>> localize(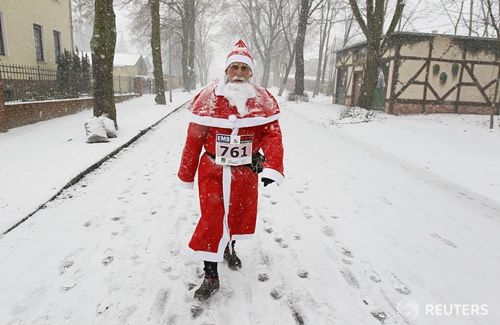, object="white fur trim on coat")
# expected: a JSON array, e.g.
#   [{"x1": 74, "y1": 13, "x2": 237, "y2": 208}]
[
  {"x1": 261, "y1": 168, "x2": 284, "y2": 186},
  {"x1": 178, "y1": 178, "x2": 194, "y2": 189},
  {"x1": 189, "y1": 111, "x2": 280, "y2": 129}
]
